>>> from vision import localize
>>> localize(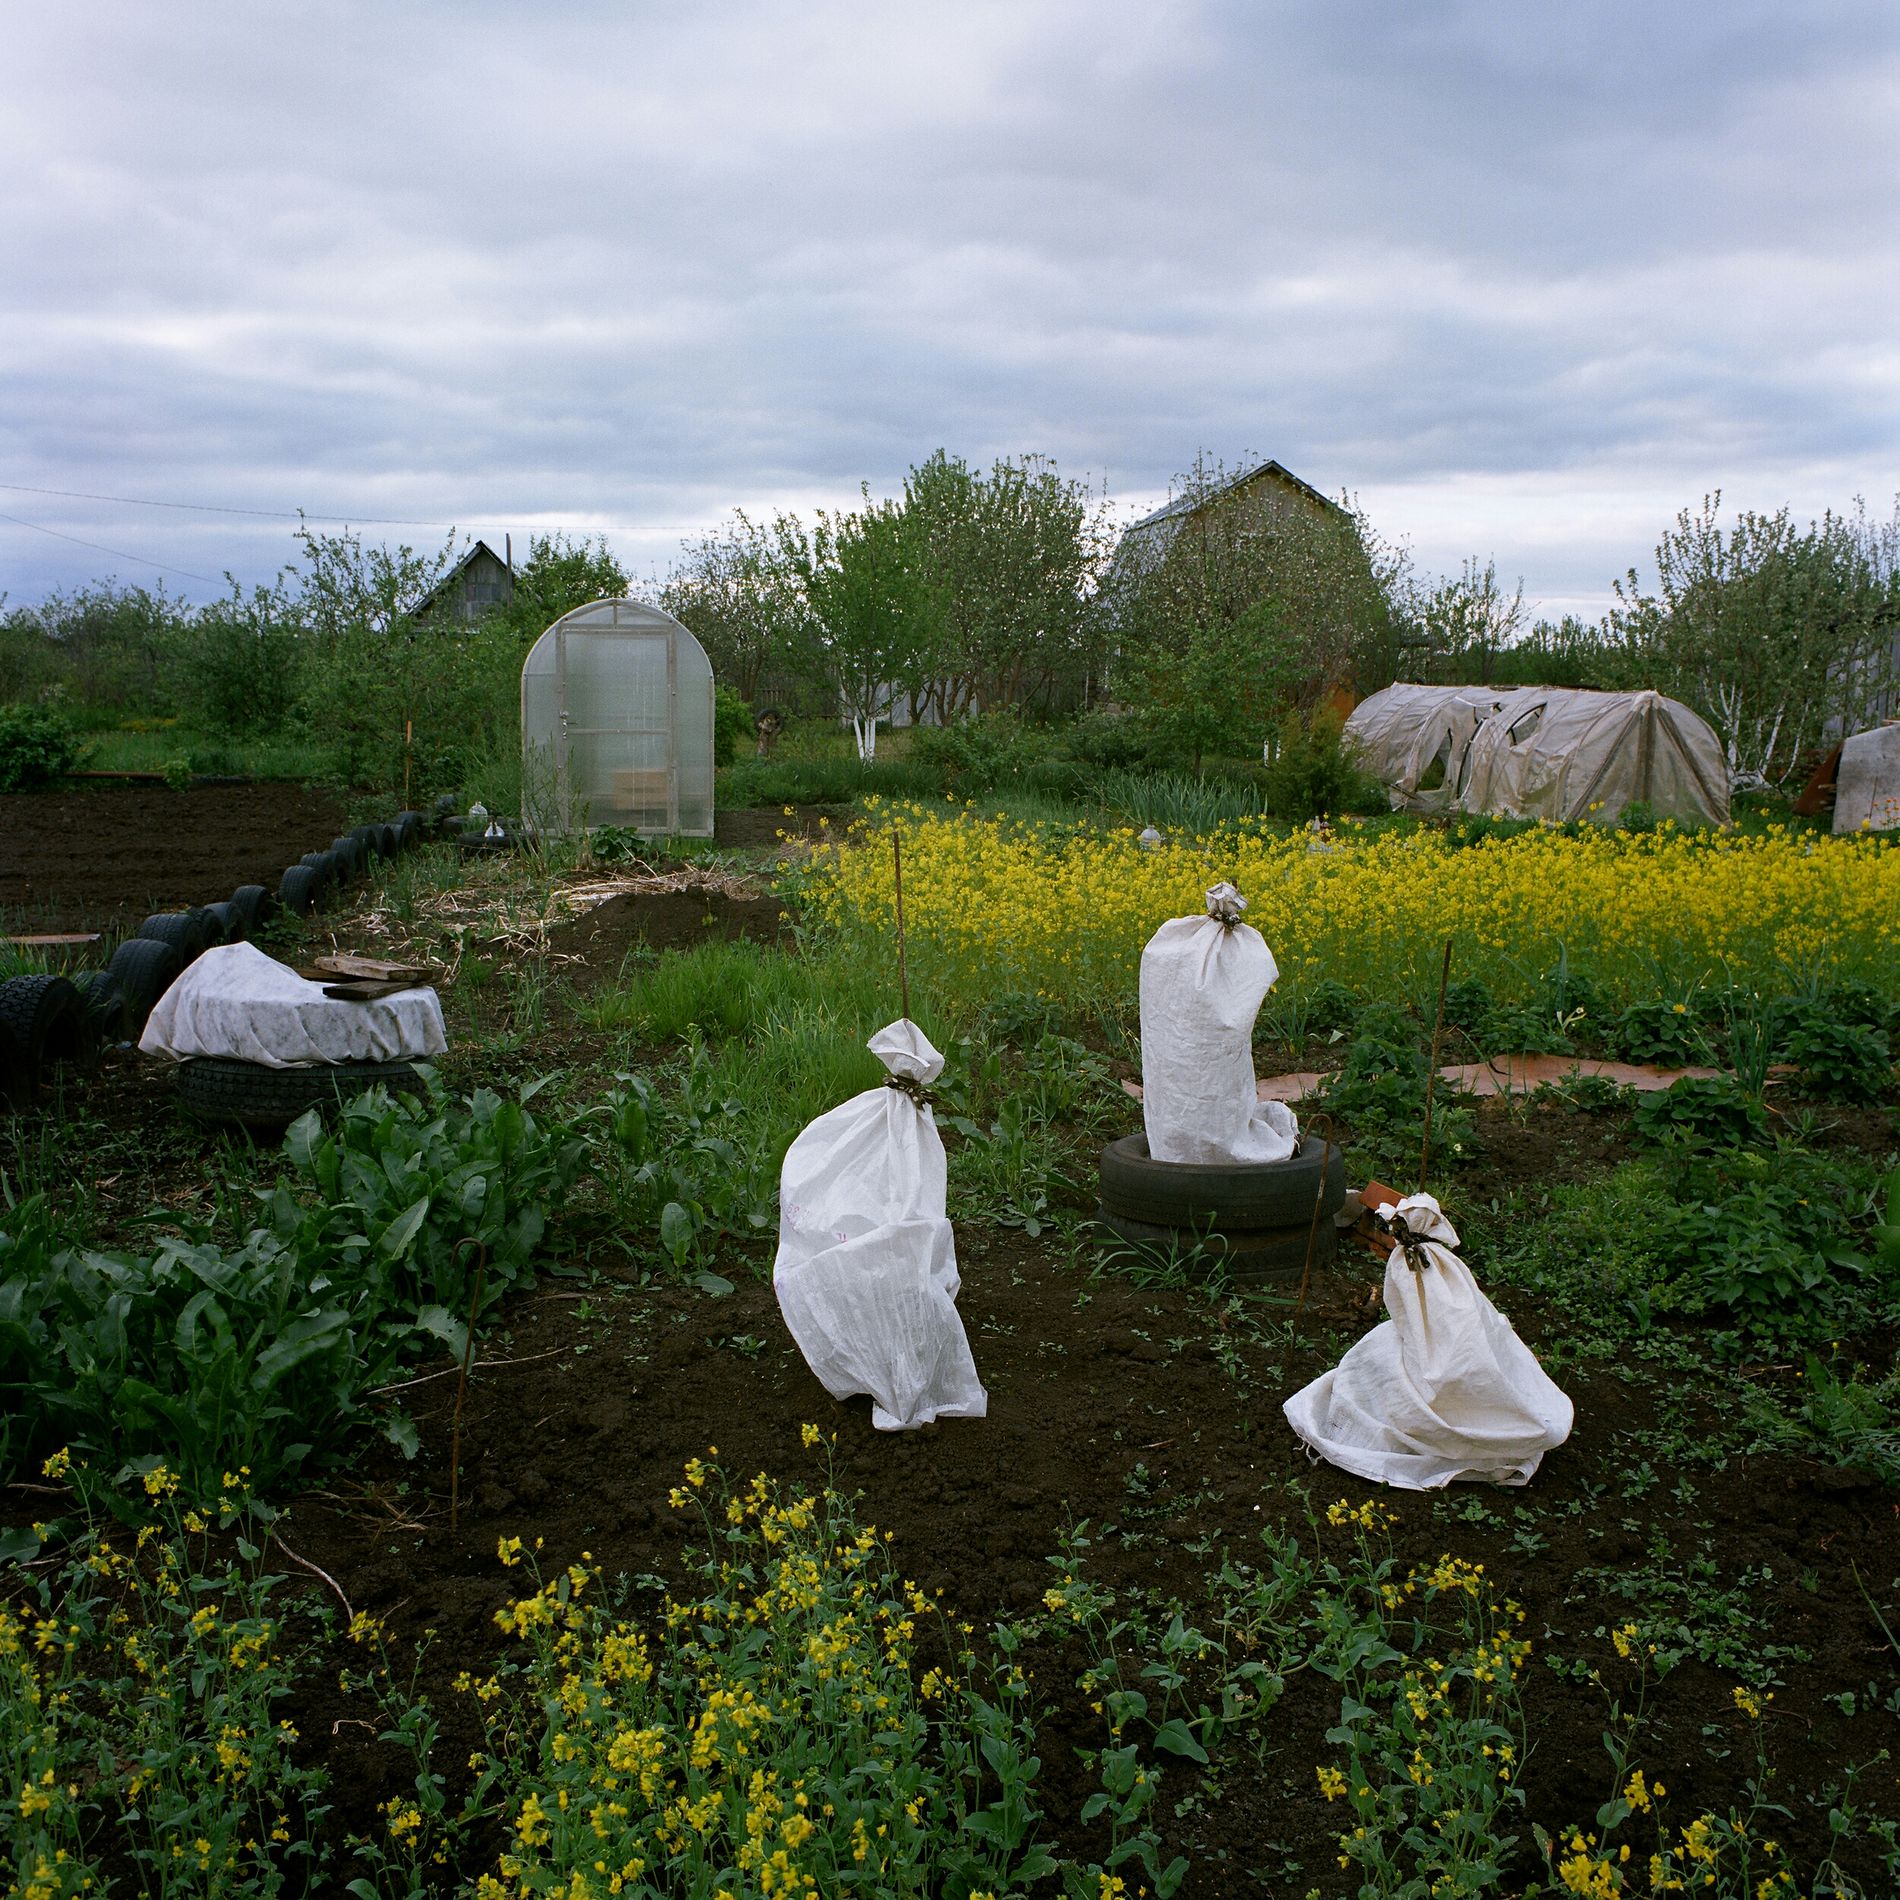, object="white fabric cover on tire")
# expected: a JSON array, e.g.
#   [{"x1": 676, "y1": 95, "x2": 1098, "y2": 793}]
[
  {"x1": 1282, "y1": 1194, "x2": 1572, "y2": 1489},
  {"x1": 138, "y1": 942, "x2": 447, "y2": 1069},
  {"x1": 773, "y1": 1020, "x2": 987, "y2": 1432},
  {"x1": 1139, "y1": 884, "x2": 1297, "y2": 1165}
]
